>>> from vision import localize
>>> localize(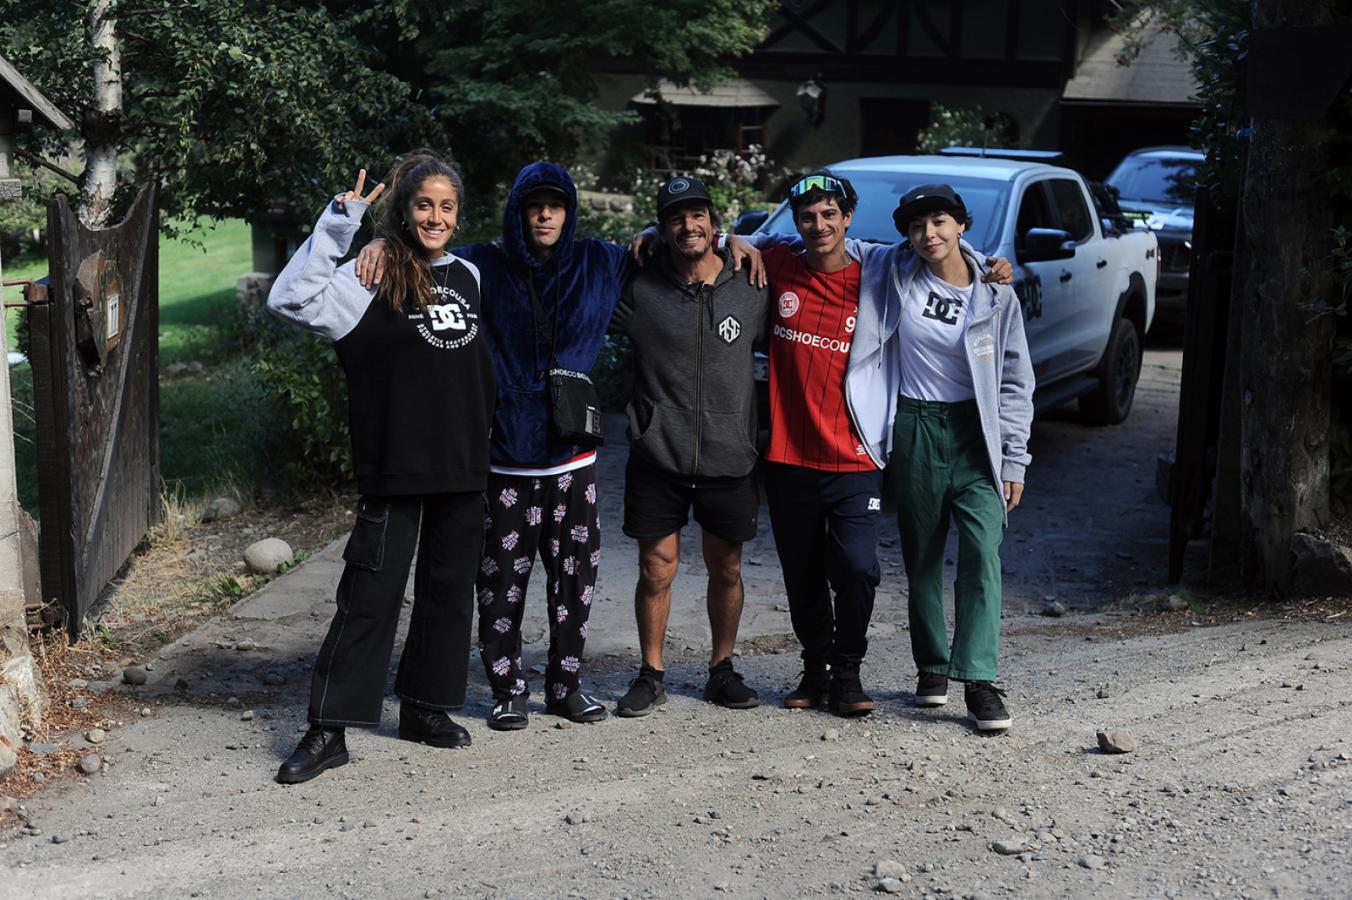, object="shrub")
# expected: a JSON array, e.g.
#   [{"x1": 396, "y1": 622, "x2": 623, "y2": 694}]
[{"x1": 244, "y1": 301, "x2": 352, "y2": 487}]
